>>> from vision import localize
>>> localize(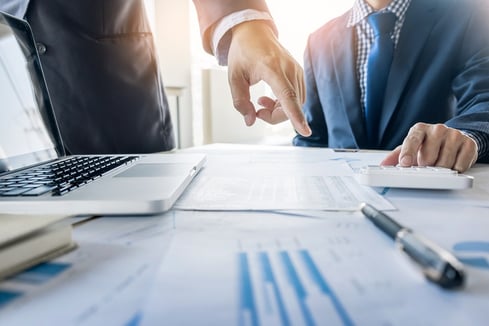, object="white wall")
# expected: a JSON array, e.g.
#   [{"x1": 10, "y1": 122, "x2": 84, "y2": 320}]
[
  {"x1": 146, "y1": 0, "x2": 194, "y2": 148},
  {"x1": 201, "y1": 69, "x2": 271, "y2": 144}
]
